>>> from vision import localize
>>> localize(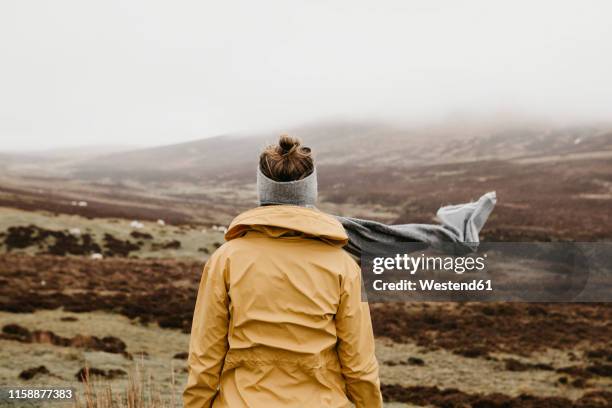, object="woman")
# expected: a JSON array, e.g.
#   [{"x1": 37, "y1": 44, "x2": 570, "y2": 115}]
[
  {"x1": 183, "y1": 135, "x2": 496, "y2": 407},
  {"x1": 184, "y1": 136, "x2": 383, "y2": 407}
]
